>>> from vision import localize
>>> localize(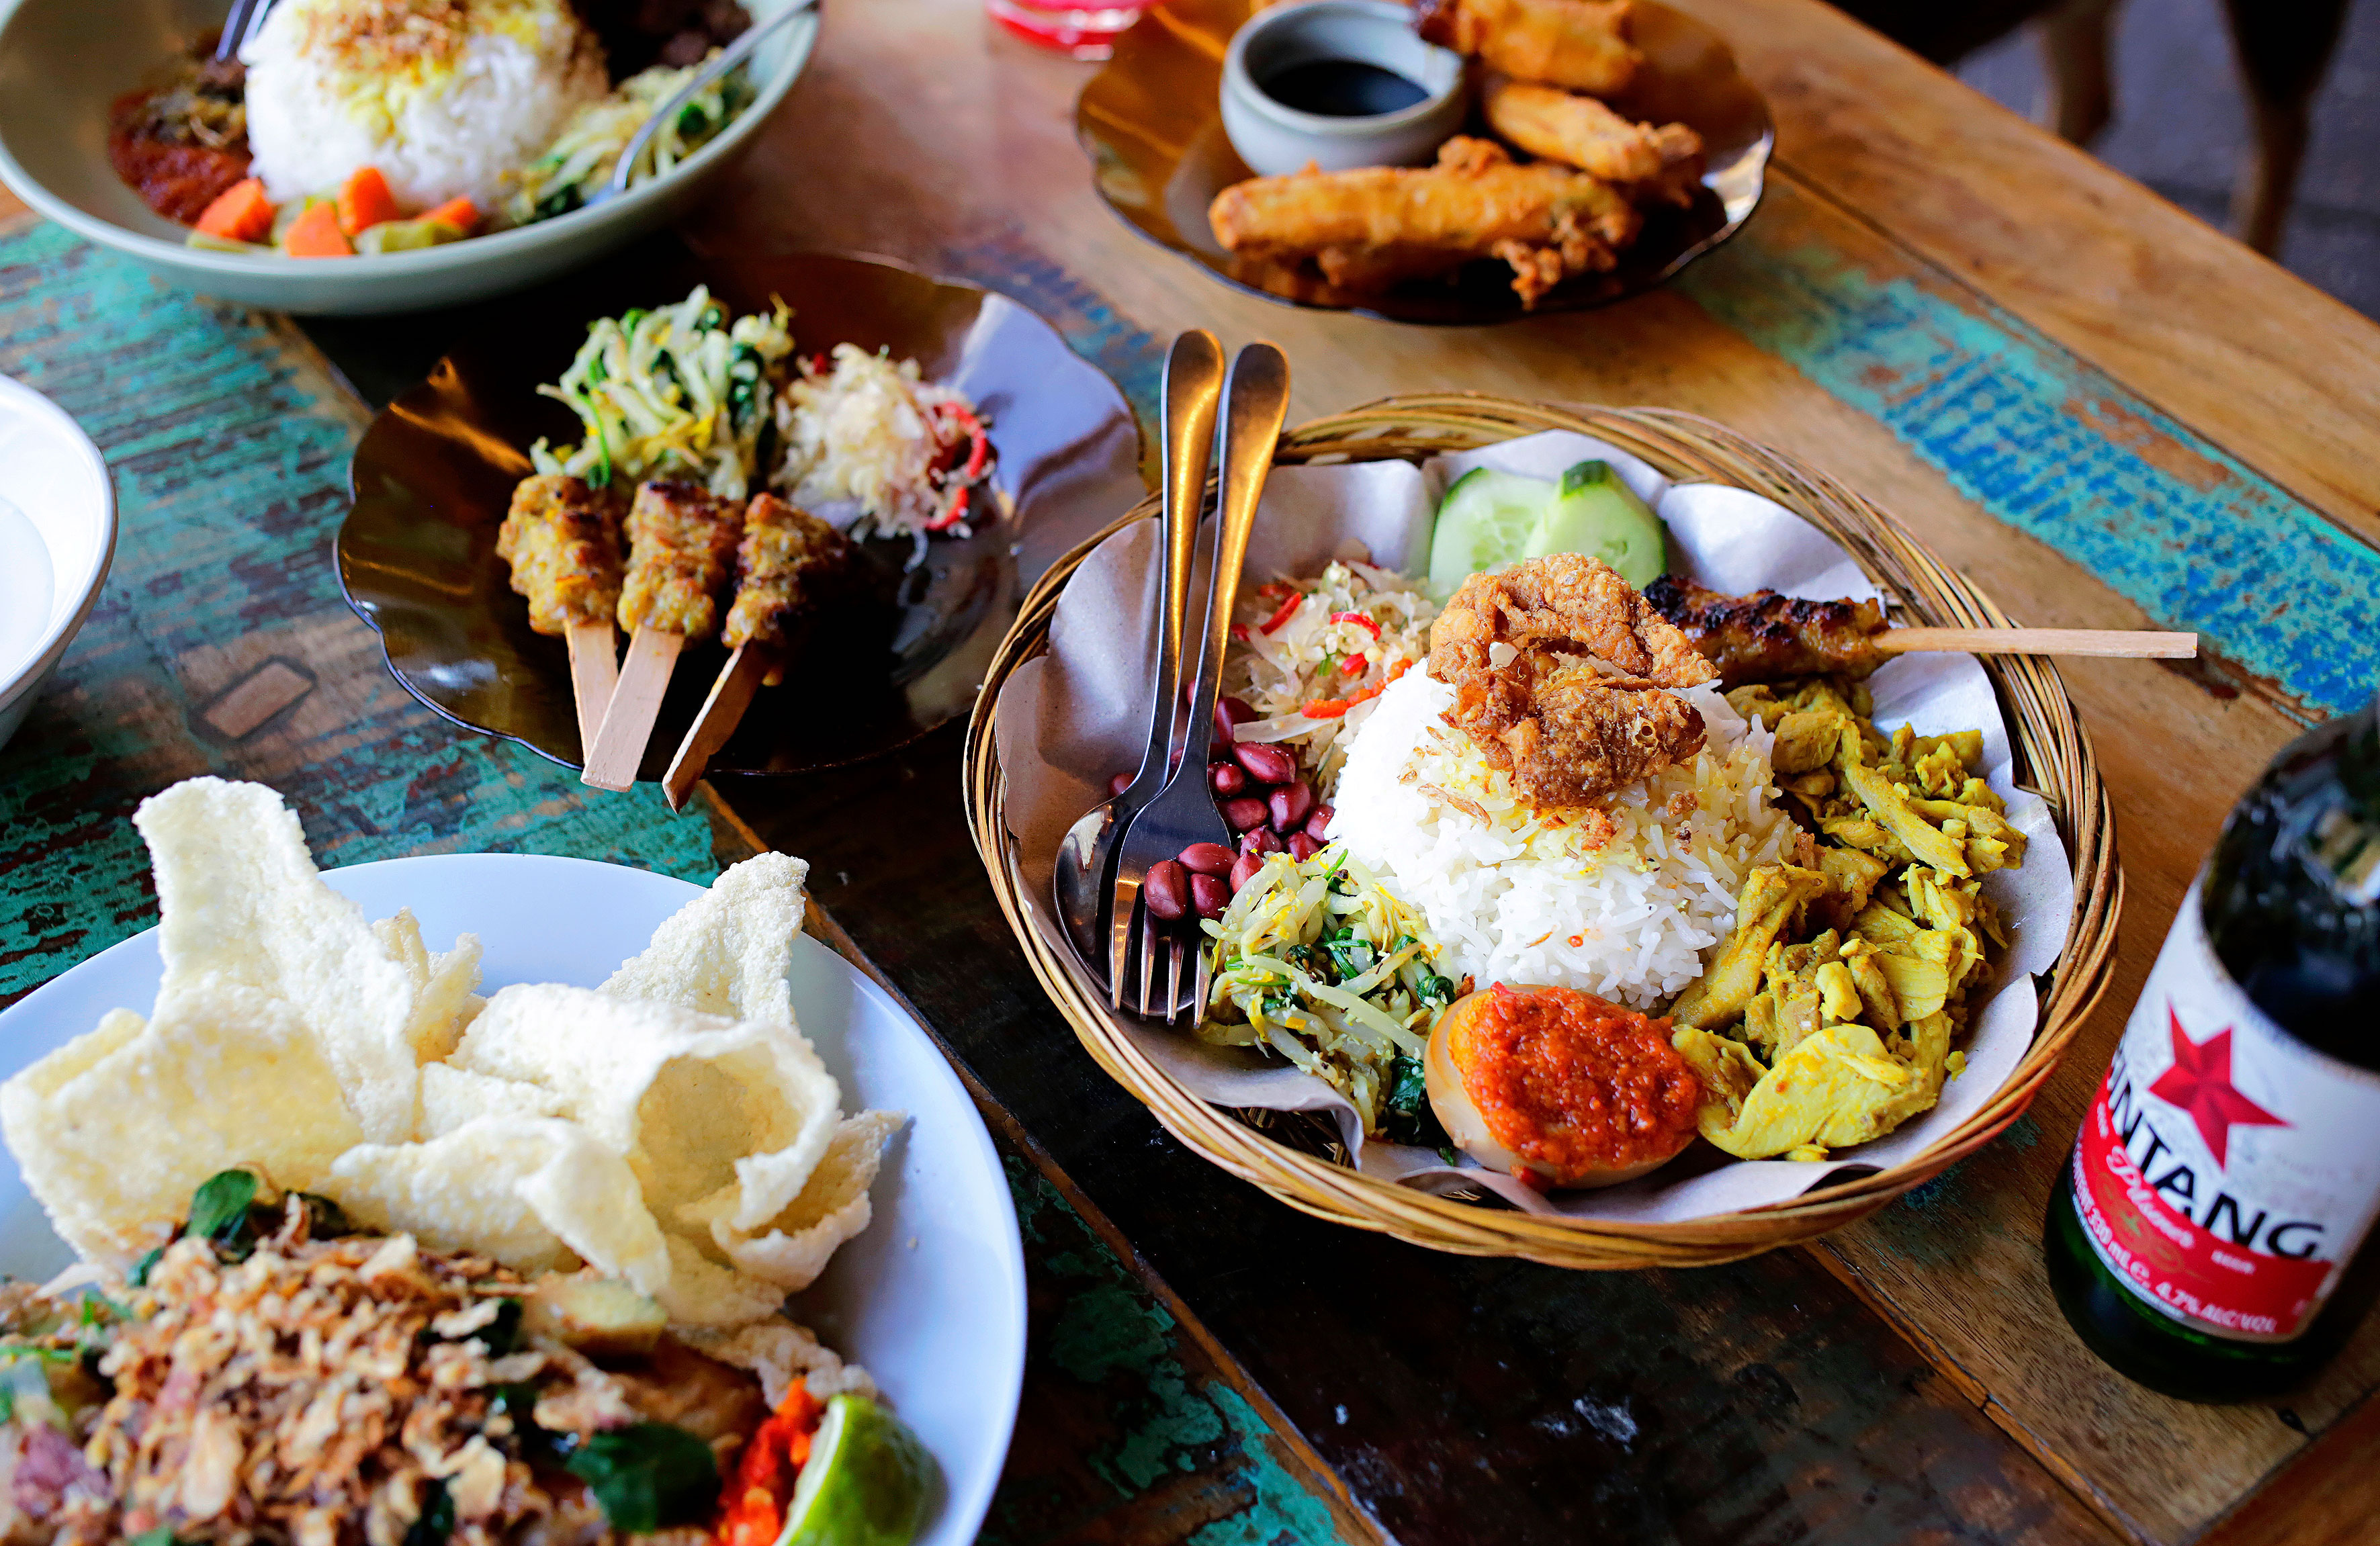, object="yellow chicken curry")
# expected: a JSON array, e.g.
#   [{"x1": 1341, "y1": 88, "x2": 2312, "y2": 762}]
[{"x1": 1666, "y1": 676, "x2": 2023, "y2": 1161}]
